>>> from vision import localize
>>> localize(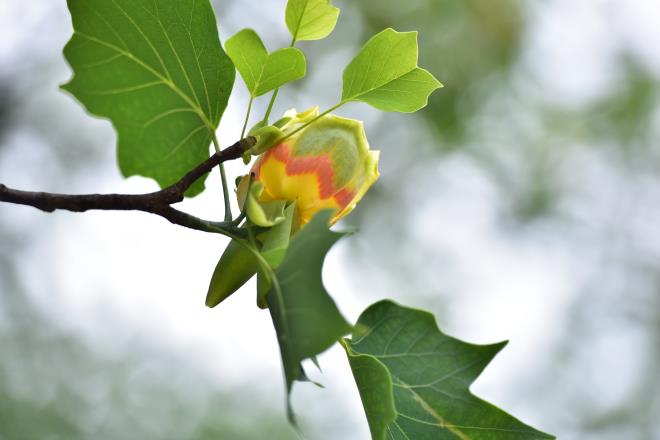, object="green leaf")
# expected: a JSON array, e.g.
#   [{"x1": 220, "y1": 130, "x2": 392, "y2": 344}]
[
  {"x1": 340, "y1": 350, "x2": 396, "y2": 440},
  {"x1": 256, "y1": 203, "x2": 297, "y2": 308},
  {"x1": 343, "y1": 301, "x2": 555, "y2": 440},
  {"x1": 256, "y1": 49, "x2": 306, "y2": 96},
  {"x1": 225, "y1": 29, "x2": 306, "y2": 97},
  {"x1": 266, "y1": 210, "x2": 352, "y2": 420},
  {"x1": 341, "y1": 28, "x2": 442, "y2": 113},
  {"x1": 352, "y1": 68, "x2": 441, "y2": 113},
  {"x1": 286, "y1": 0, "x2": 340, "y2": 42},
  {"x1": 62, "y1": 0, "x2": 234, "y2": 196},
  {"x1": 224, "y1": 29, "x2": 266, "y2": 95}
]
